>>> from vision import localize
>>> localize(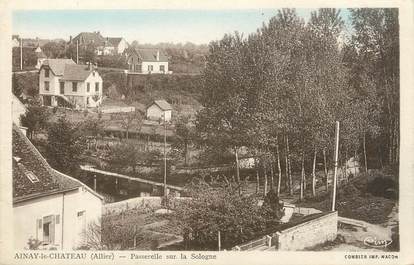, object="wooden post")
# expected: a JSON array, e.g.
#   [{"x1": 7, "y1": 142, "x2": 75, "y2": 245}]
[
  {"x1": 20, "y1": 38, "x2": 23, "y2": 70},
  {"x1": 218, "y1": 231, "x2": 221, "y2": 251},
  {"x1": 133, "y1": 225, "x2": 137, "y2": 248},
  {"x1": 332, "y1": 121, "x2": 340, "y2": 211}
]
